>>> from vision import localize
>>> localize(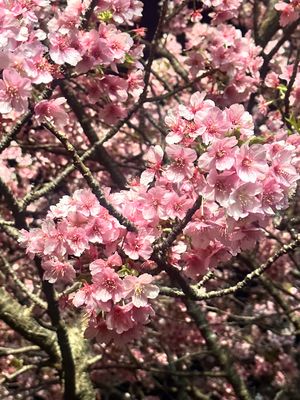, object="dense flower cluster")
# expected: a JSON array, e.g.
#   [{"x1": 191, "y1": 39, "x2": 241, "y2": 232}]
[
  {"x1": 19, "y1": 187, "x2": 159, "y2": 344},
  {"x1": 20, "y1": 91, "x2": 299, "y2": 343},
  {"x1": 1, "y1": 0, "x2": 300, "y2": 398},
  {"x1": 0, "y1": 0, "x2": 143, "y2": 121},
  {"x1": 185, "y1": 24, "x2": 262, "y2": 104}
]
